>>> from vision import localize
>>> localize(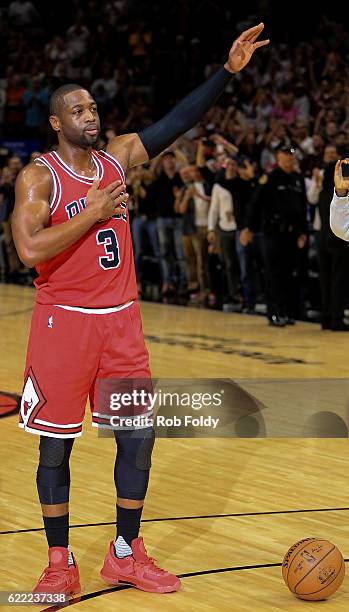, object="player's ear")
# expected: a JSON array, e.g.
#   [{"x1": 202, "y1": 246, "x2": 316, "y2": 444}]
[{"x1": 49, "y1": 114, "x2": 61, "y2": 133}]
